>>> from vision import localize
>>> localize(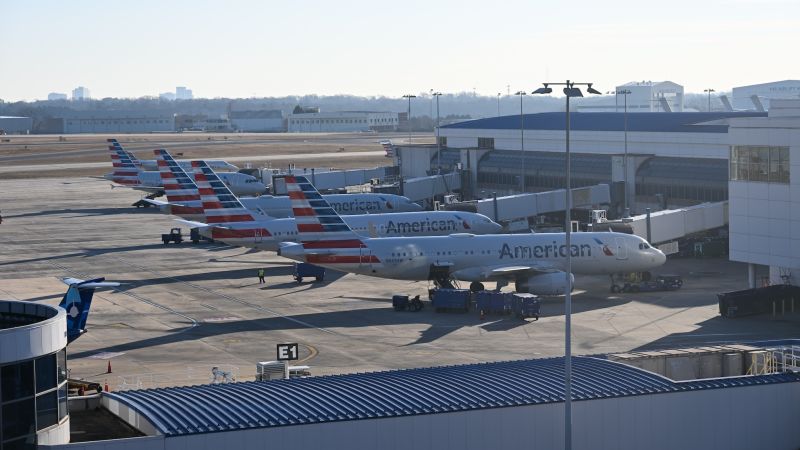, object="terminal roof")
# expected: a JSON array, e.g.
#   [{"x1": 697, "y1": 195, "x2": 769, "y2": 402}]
[
  {"x1": 441, "y1": 111, "x2": 766, "y2": 133},
  {"x1": 106, "y1": 356, "x2": 800, "y2": 437}
]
